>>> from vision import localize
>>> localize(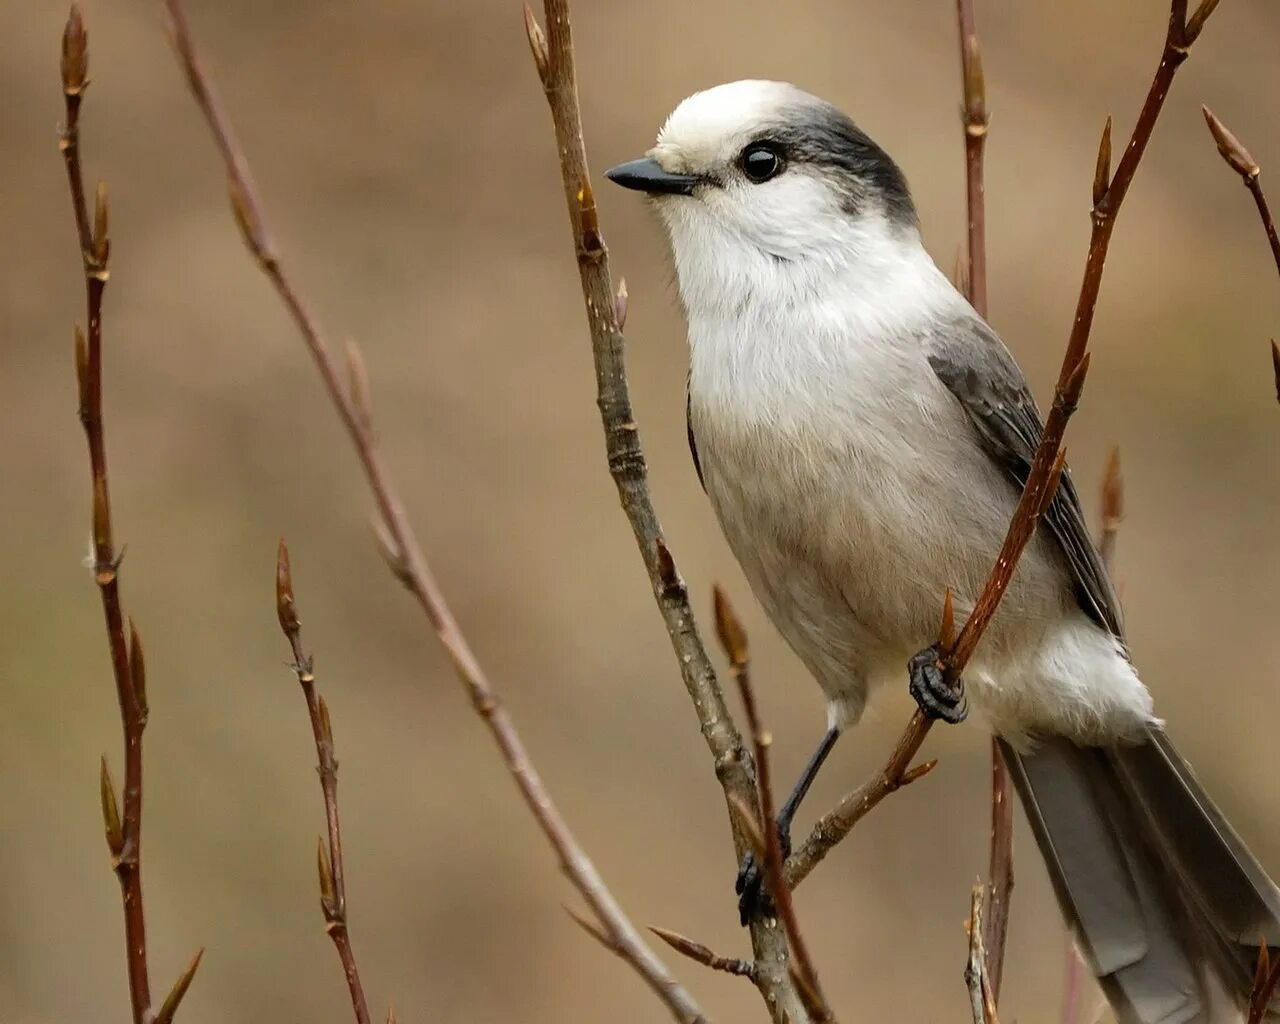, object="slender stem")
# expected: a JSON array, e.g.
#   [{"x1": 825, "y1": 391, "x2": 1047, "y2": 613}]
[
  {"x1": 521, "y1": 1, "x2": 810, "y2": 1019},
  {"x1": 276, "y1": 541, "x2": 371, "y2": 1024},
  {"x1": 163, "y1": 4, "x2": 702, "y2": 1021},
  {"x1": 60, "y1": 9, "x2": 151, "y2": 1021},
  {"x1": 715, "y1": 590, "x2": 833, "y2": 1023},
  {"x1": 954, "y1": 0, "x2": 1015, "y2": 997}
]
